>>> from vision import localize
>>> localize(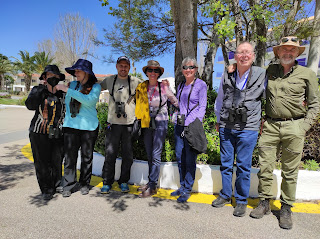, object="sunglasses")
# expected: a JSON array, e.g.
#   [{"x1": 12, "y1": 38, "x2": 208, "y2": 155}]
[
  {"x1": 147, "y1": 68, "x2": 161, "y2": 73},
  {"x1": 281, "y1": 37, "x2": 298, "y2": 43},
  {"x1": 182, "y1": 65, "x2": 197, "y2": 70}
]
